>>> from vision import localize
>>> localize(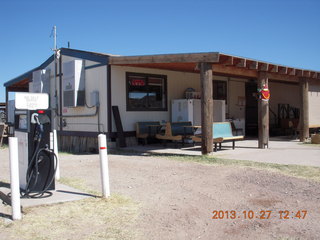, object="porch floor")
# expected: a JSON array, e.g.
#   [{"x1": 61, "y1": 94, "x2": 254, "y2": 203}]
[{"x1": 124, "y1": 137, "x2": 320, "y2": 167}]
